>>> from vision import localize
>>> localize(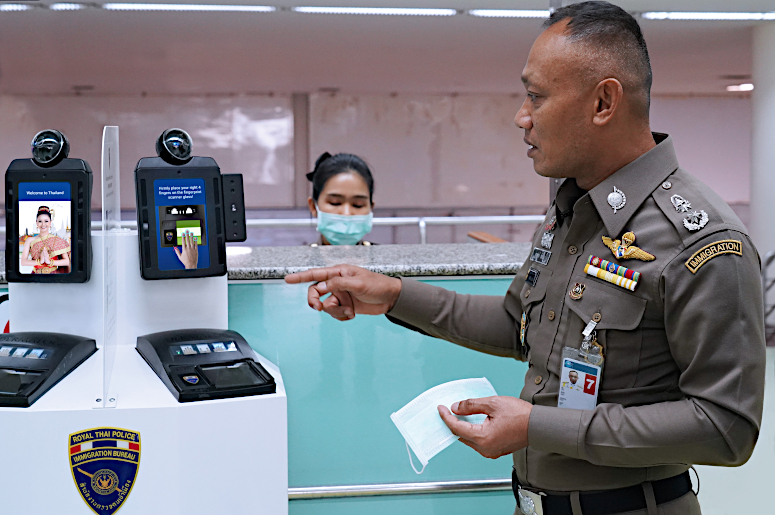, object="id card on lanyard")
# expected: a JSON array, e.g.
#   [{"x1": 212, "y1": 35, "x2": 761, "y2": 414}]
[{"x1": 558, "y1": 351, "x2": 601, "y2": 410}]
